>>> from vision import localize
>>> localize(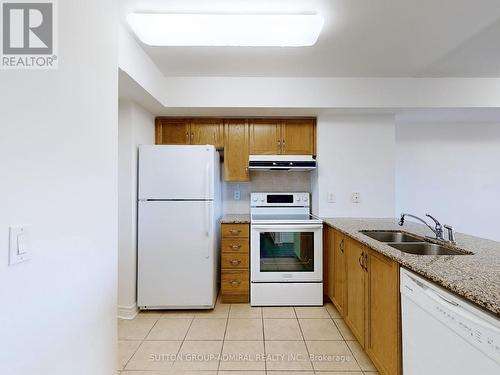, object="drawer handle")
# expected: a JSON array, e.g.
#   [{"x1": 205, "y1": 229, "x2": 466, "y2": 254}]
[
  {"x1": 229, "y1": 279, "x2": 241, "y2": 287},
  {"x1": 230, "y1": 259, "x2": 242, "y2": 266},
  {"x1": 229, "y1": 229, "x2": 242, "y2": 234},
  {"x1": 230, "y1": 244, "x2": 242, "y2": 250}
]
